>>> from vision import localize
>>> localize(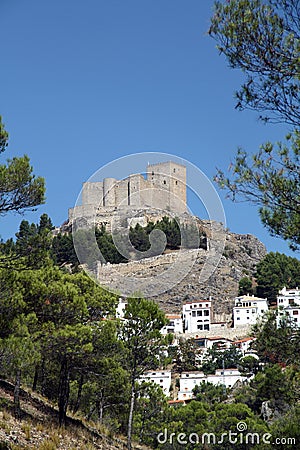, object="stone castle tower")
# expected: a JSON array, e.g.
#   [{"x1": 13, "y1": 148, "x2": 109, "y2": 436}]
[{"x1": 69, "y1": 161, "x2": 187, "y2": 230}]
